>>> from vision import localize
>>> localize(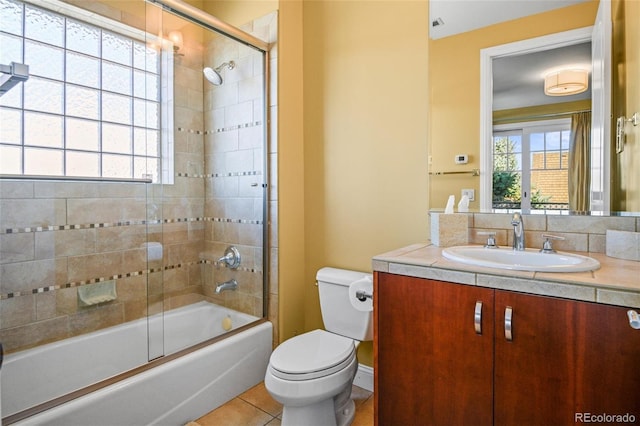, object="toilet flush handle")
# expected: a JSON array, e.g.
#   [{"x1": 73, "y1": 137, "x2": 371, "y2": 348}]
[{"x1": 356, "y1": 290, "x2": 373, "y2": 302}]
